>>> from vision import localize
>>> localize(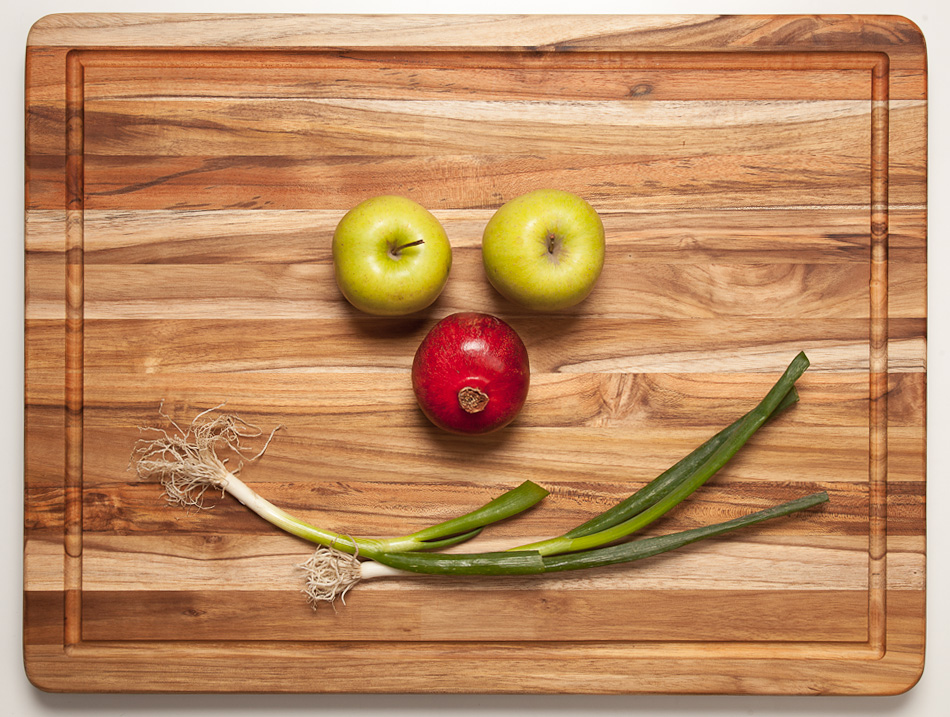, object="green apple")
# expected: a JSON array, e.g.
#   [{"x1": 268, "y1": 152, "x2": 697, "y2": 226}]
[
  {"x1": 481, "y1": 189, "x2": 605, "y2": 311},
  {"x1": 332, "y1": 195, "x2": 452, "y2": 316}
]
